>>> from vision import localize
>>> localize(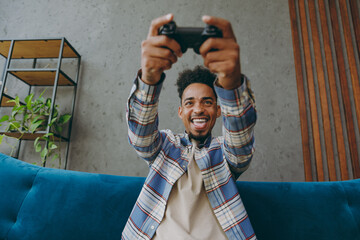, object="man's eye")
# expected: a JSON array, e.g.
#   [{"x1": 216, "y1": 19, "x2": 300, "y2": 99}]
[
  {"x1": 185, "y1": 102, "x2": 193, "y2": 106},
  {"x1": 204, "y1": 101, "x2": 213, "y2": 106}
]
